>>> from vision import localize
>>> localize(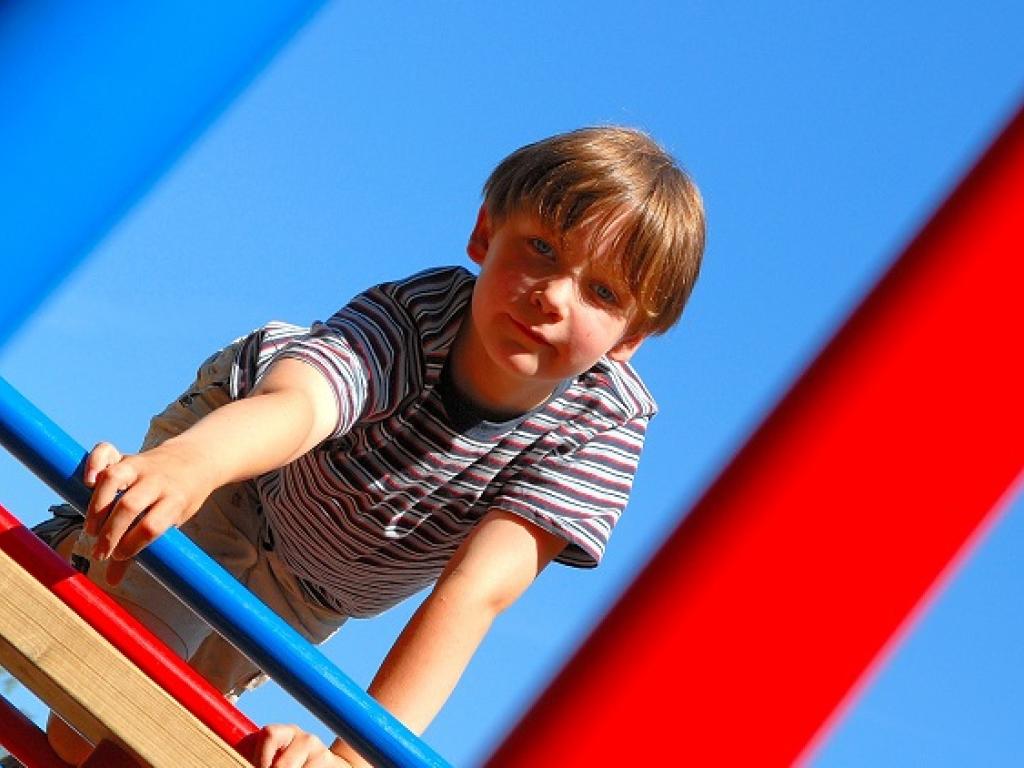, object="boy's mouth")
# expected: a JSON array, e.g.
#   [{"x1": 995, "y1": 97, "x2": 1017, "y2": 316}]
[{"x1": 507, "y1": 315, "x2": 552, "y2": 348}]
